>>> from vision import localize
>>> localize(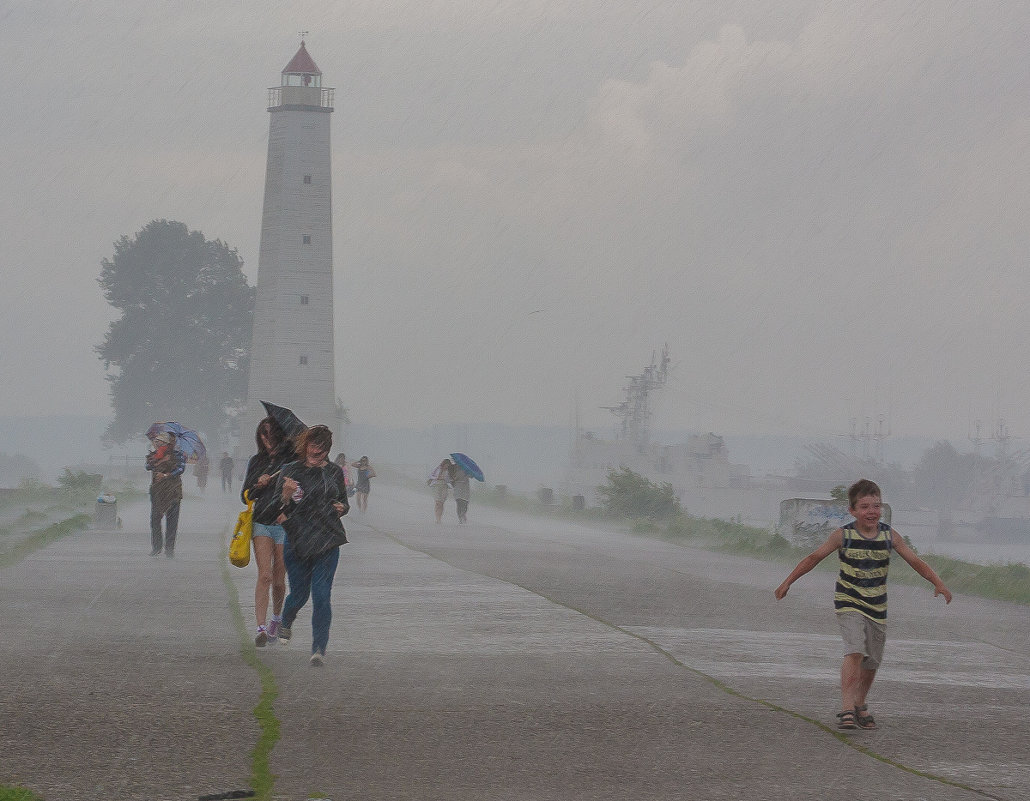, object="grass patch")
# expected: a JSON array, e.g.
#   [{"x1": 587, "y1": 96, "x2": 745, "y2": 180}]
[
  {"x1": 382, "y1": 472, "x2": 1030, "y2": 607},
  {"x1": 0, "y1": 787, "x2": 43, "y2": 801},
  {"x1": 220, "y1": 532, "x2": 280, "y2": 800},
  {"x1": 650, "y1": 511, "x2": 1030, "y2": 605},
  {"x1": 0, "y1": 515, "x2": 92, "y2": 569},
  {"x1": 493, "y1": 484, "x2": 1030, "y2": 607},
  {"x1": 919, "y1": 556, "x2": 1030, "y2": 604}
]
